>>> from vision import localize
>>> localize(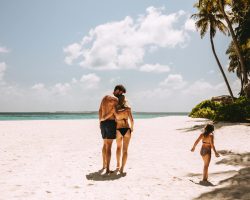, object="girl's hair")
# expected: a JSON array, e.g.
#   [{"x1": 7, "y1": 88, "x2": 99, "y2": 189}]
[
  {"x1": 116, "y1": 95, "x2": 126, "y2": 111},
  {"x1": 203, "y1": 124, "x2": 214, "y2": 137}
]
